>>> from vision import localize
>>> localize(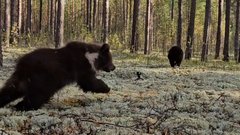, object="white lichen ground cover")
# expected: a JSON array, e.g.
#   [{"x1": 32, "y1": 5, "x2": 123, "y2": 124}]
[{"x1": 0, "y1": 48, "x2": 240, "y2": 135}]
